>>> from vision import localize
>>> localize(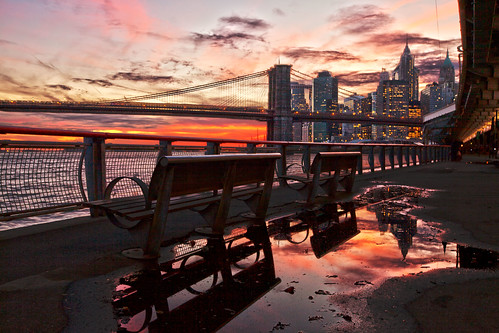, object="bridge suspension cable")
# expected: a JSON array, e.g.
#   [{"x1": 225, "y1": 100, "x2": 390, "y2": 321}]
[
  {"x1": 291, "y1": 68, "x2": 358, "y2": 98},
  {"x1": 102, "y1": 70, "x2": 269, "y2": 109}
]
